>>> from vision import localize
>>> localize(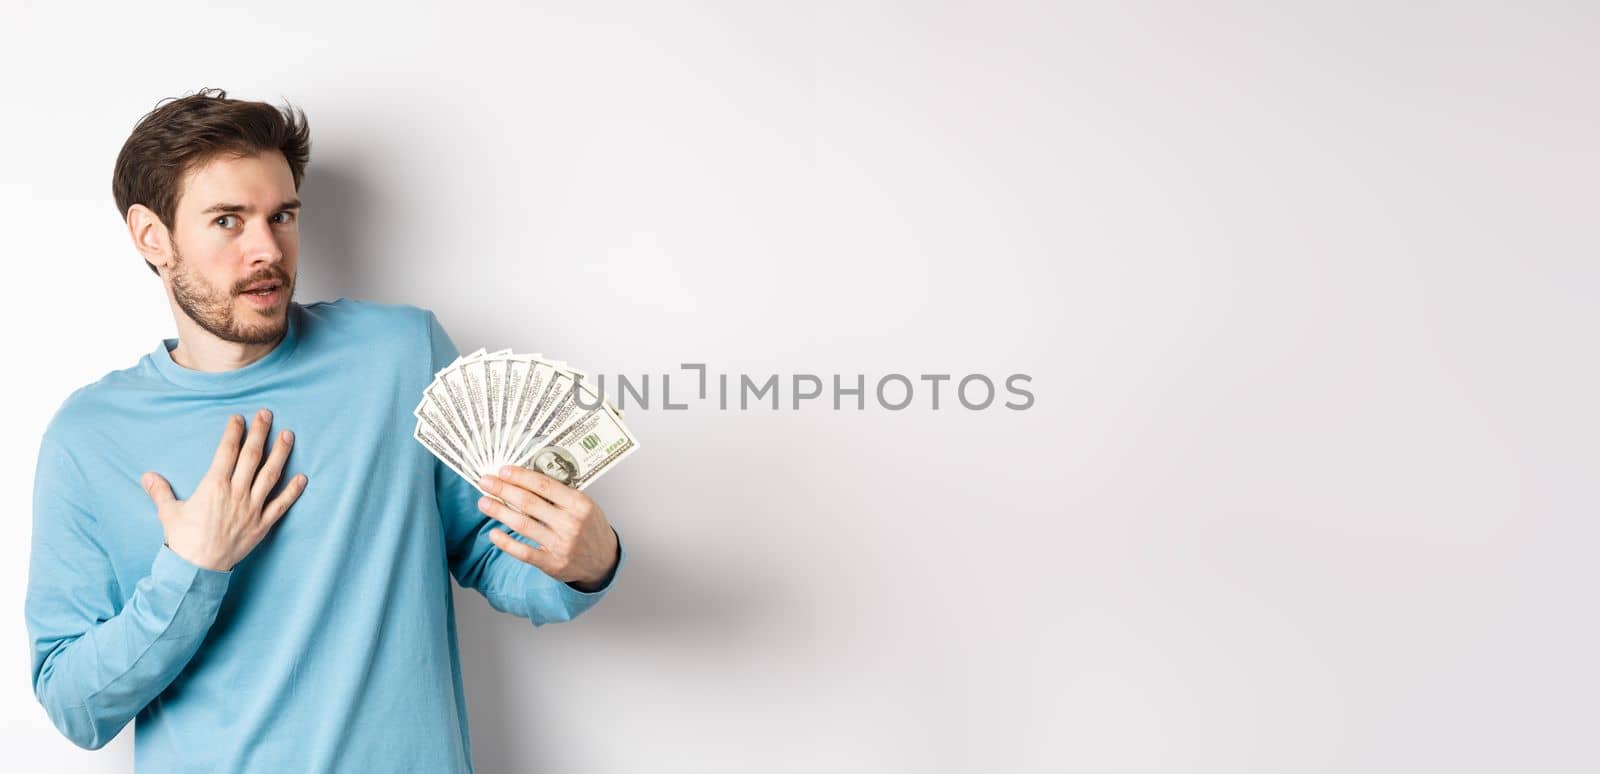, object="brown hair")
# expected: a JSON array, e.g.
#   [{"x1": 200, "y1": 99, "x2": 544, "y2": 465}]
[{"x1": 112, "y1": 87, "x2": 311, "y2": 276}]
